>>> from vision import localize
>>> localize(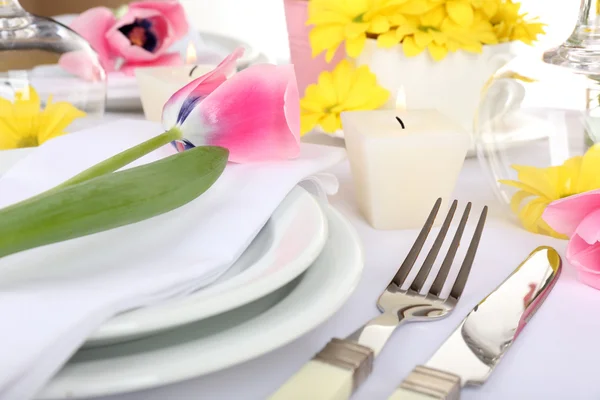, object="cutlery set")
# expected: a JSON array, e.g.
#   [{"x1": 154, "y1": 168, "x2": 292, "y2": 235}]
[{"x1": 271, "y1": 199, "x2": 562, "y2": 400}]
